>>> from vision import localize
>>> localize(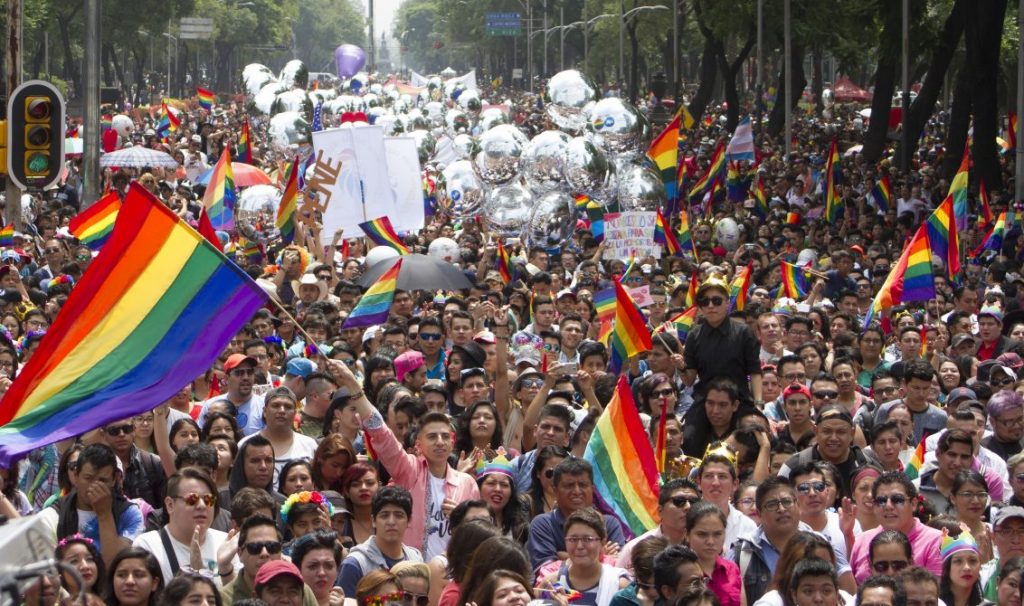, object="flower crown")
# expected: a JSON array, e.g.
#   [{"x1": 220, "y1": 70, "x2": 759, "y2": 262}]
[
  {"x1": 280, "y1": 490, "x2": 335, "y2": 524},
  {"x1": 57, "y1": 533, "x2": 95, "y2": 550}
]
